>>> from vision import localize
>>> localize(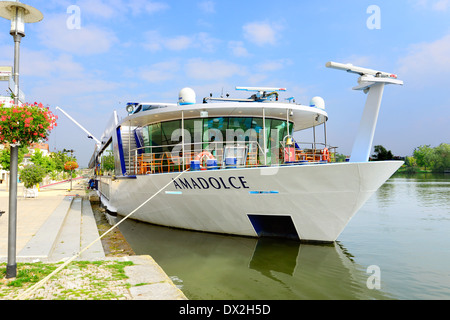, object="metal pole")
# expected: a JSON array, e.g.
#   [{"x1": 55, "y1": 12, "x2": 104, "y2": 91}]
[
  {"x1": 128, "y1": 120, "x2": 131, "y2": 175},
  {"x1": 6, "y1": 145, "x2": 18, "y2": 278},
  {"x1": 12, "y1": 36, "x2": 21, "y2": 104},
  {"x1": 262, "y1": 108, "x2": 267, "y2": 165},
  {"x1": 181, "y1": 111, "x2": 185, "y2": 170},
  {"x1": 6, "y1": 32, "x2": 22, "y2": 279}
]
